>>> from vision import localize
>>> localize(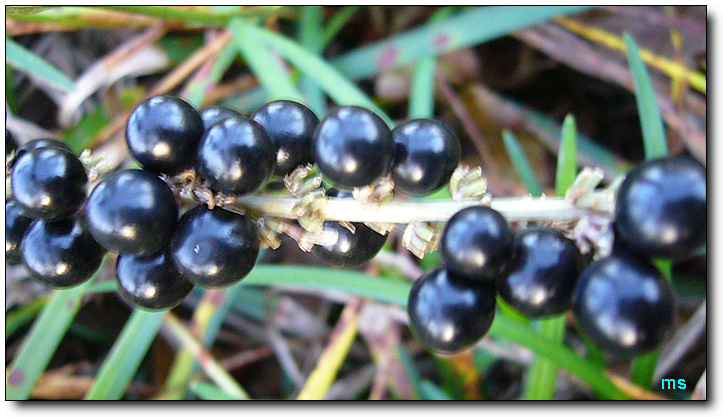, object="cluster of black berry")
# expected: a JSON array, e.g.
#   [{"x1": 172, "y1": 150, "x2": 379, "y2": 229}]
[{"x1": 407, "y1": 156, "x2": 706, "y2": 358}]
